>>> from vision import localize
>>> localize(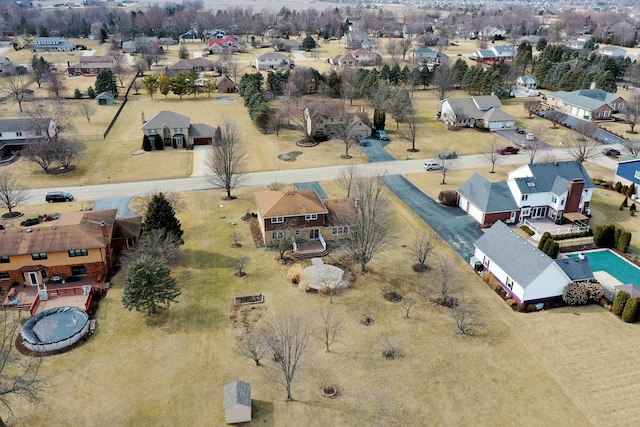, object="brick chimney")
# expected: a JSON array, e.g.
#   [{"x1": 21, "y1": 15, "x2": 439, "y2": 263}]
[{"x1": 565, "y1": 178, "x2": 585, "y2": 213}]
